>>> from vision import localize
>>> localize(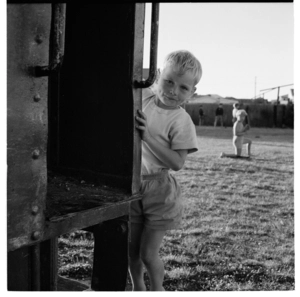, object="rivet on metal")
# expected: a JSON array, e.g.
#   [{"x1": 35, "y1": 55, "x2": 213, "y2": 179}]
[
  {"x1": 32, "y1": 231, "x2": 41, "y2": 240},
  {"x1": 32, "y1": 149, "x2": 40, "y2": 159},
  {"x1": 35, "y1": 35, "x2": 43, "y2": 44},
  {"x1": 31, "y1": 205, "x2": 39, "y2": 215},
  {"x1": 33, "y1": 94, "x2": 41, "y2": 102}
]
